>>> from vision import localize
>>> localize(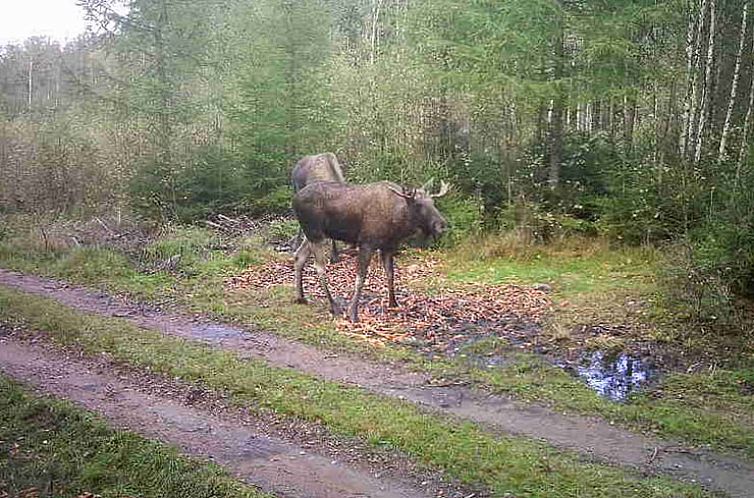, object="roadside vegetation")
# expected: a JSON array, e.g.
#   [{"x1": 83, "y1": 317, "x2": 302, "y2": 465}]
[
  {"x1": 1, "y1": 221, "x2": 753, "y2": 461},
  {"x1": 0, "y1": 287, "x2": 715, "y2": 497},
  {"x1": 0, "y1": 375, "x2": 269, "y2": 498},
  {"x1": 2, "y1": 0, "x2": 754, "y2": 495}
]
